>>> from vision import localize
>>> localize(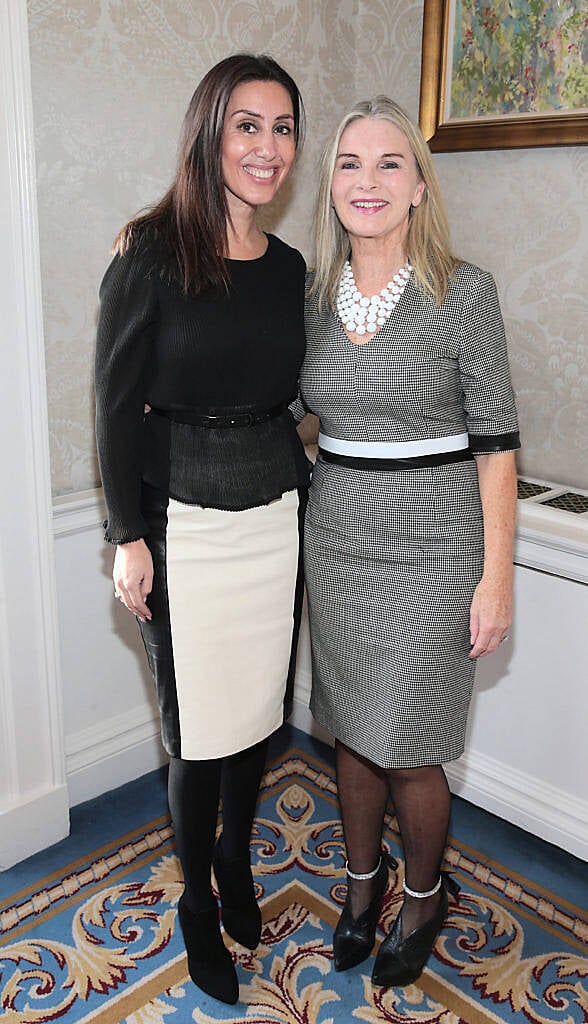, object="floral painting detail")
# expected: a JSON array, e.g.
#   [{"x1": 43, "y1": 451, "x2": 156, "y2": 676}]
[{"x1": 450, "y1": 0, "x2": 588, "y2": 118}]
